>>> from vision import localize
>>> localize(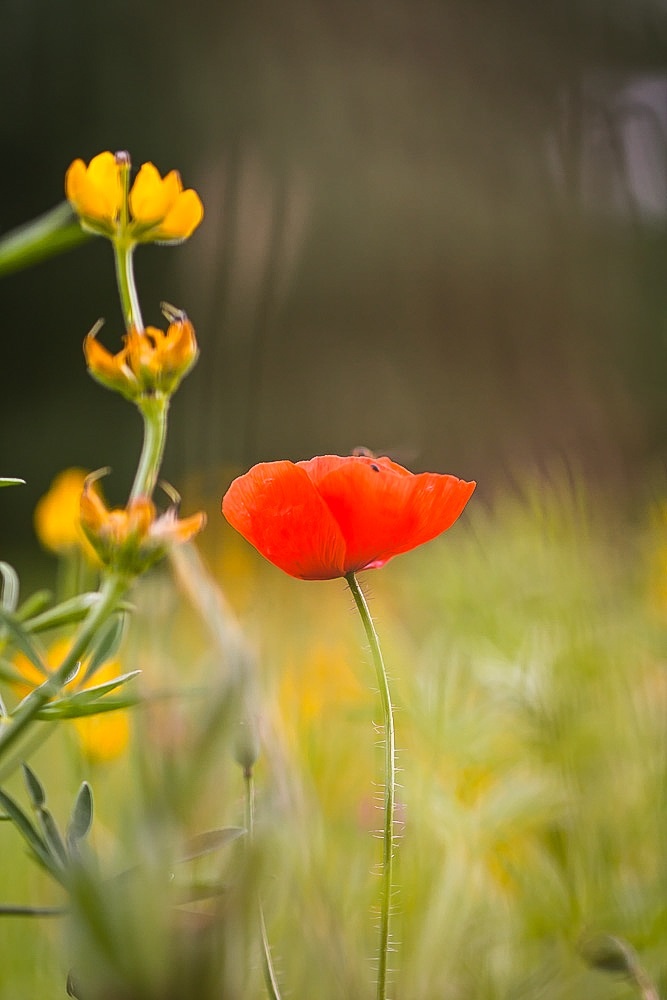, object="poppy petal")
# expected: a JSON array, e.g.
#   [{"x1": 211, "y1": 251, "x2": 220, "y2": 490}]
[
  {"x1": 222, "y1": 462, "x2": 348, "y2": 580},
  {"x1": 315, "y1": 461, "x2": 475, "y2": 571}
]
